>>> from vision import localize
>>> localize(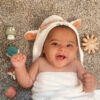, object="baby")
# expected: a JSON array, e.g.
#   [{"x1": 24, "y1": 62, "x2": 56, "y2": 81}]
[{"x1": 11, "y1": 15, "x2": 97, "y2": 100}]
